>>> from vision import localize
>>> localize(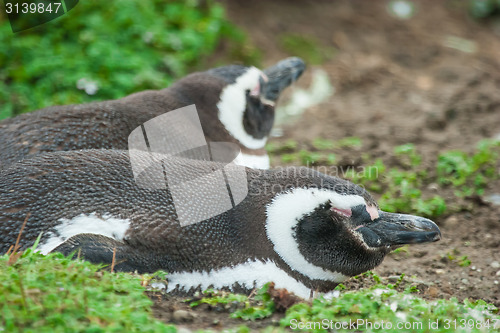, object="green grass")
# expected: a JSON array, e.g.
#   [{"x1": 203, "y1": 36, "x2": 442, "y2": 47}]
[
  {"x1": 2, "y1": 244, "x2": 499, "y2": 332},
  {"x1": 348, "y1": 141, "x2": 500, "y2": 217},
  {"x1": 281, "y1": 286, "x2": 498, "y2": 332},
  {"x1": 345, "y1": 143, "x2": 448, "y2": 218},
  {"x1": 267, "y1": 137, "x2": 363, "y2": 166},
  {"x1": 269, "y1": 138, "x2": 500, "y2": 218},
  {"x1": 190, "y1": 284, "x2": 275, "y2": 321},
  {"x1": 1, "y1": 247, "x2": 175, "y2": 332},
  {"x1": 188, "y1": 275, "x2": 500, "y2": 333},
  {"x1": 0, "y1": 0, "x2": 258, "y2": 120},
  {"x1": 437, "y1": 140, "x2": 500, "y2": 197}
]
